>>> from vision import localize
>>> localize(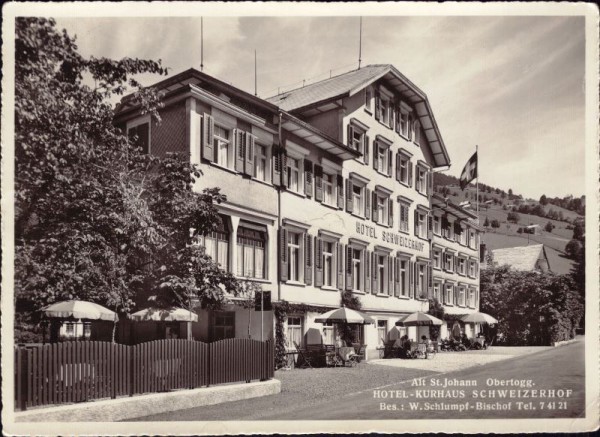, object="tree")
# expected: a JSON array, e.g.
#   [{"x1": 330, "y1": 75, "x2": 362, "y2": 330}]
[
  {"x1": 572, "y1": 224, "x2": 584, "y2": 241},
  {"x1": 15, "y1": 18, "x2": 241, "y2": 342},
  {"x1": 508, "y1": 188, "x2": 513, "y2": 197},
  {"x1": 539, "y1": 194, "x2": 548, "y2": 205},
  {"x1": 544, "y1": 221, "x2": 555, "y2": 233},
  {"x1": 480, "y1": 266, "x2": 583, "y2": 345},
  {"x1": 427, "y1": 298, "x2": 445, "y2": 340},
  {"x1": 483, "y1": 217, "x2": 490, "y2": 227},
  {"x1": 565, "y1": 239, "x2": 583, "y2": 260},
  {"x1": 491, "y1": 219, "x2": 500, "y2": 228},
  {"x1": 507, "y1": 212, "x2": 520, "y2": 223}
]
